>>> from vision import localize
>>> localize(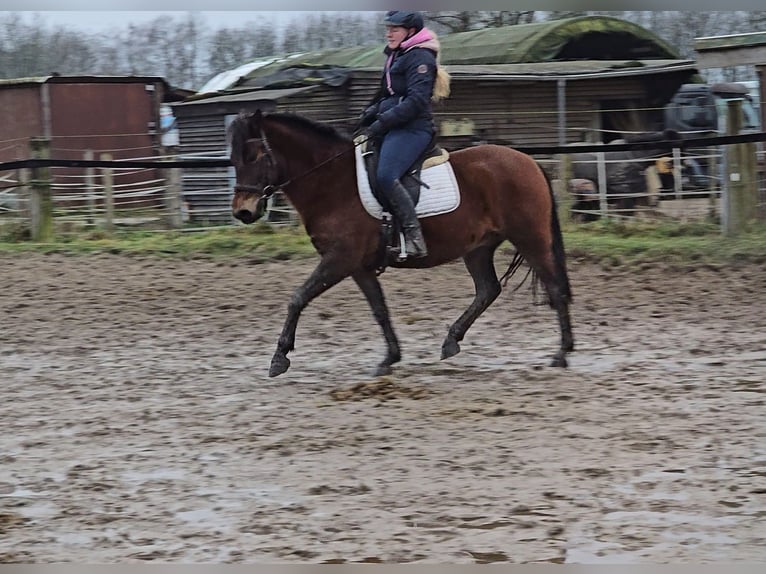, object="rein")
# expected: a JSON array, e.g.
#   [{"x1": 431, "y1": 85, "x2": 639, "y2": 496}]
[{"x1": 234, "y1": 127, "x2": 366, "y2": 197}]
